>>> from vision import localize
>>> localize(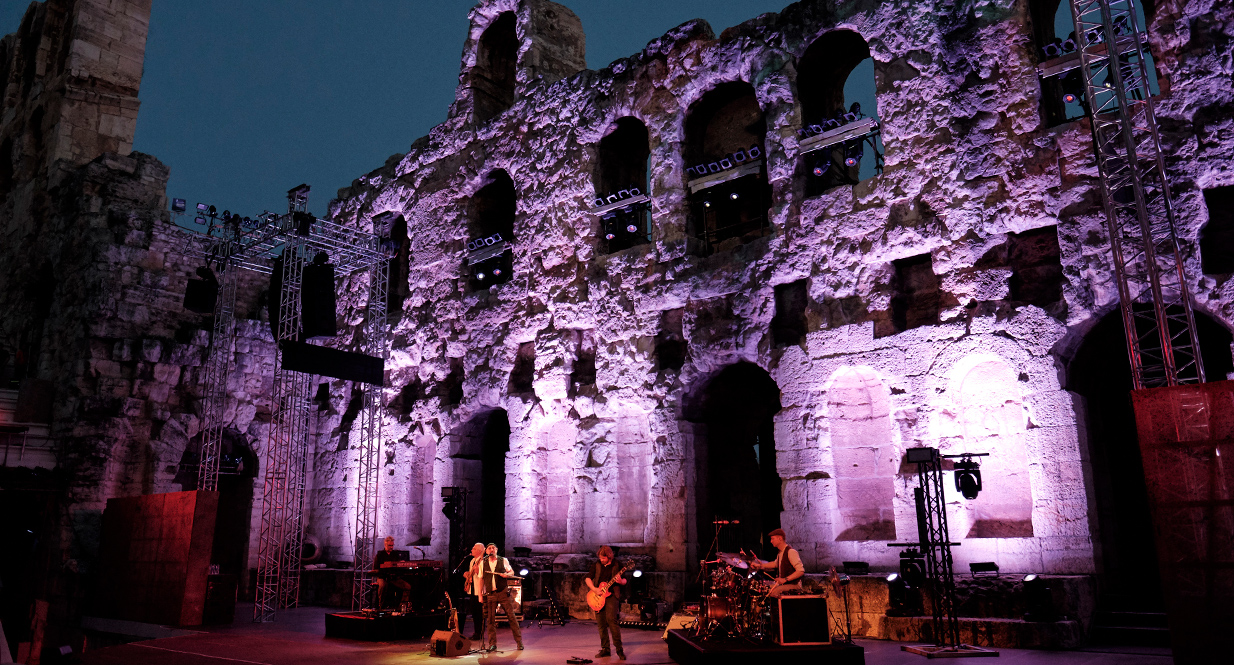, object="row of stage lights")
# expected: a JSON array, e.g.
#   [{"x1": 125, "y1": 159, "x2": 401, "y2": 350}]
[
  {"x1": 797, "y1": 102, "x2": 866, "y2": 140},
  {"x1": 684, "y1": 145, "x2": 763, "y2": 180},
  {"x1": 1040, "y1": 14, "x2": 1133, "y2": 60},
  {"x1": 172, "y1": 198, "x2": 276, "y2": 231}
]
